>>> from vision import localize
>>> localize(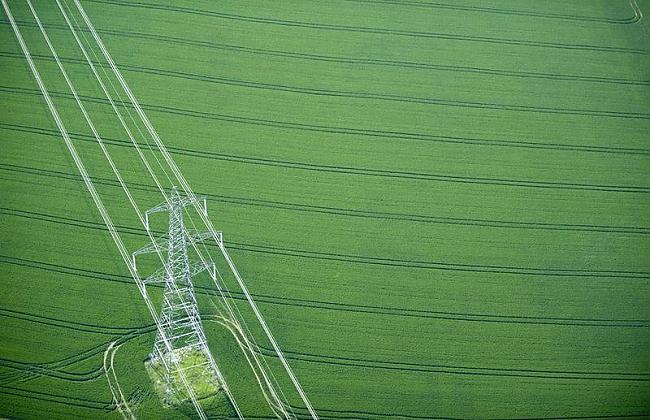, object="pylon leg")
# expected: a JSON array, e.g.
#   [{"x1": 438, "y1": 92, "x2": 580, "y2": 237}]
[{"x1": 137, "y1": 188, "x2": 222, "y2": 405}]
